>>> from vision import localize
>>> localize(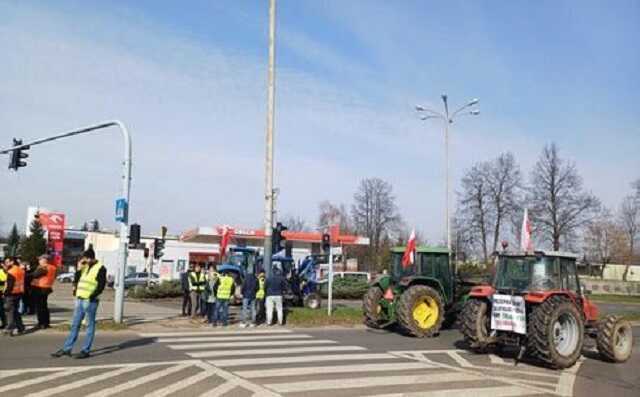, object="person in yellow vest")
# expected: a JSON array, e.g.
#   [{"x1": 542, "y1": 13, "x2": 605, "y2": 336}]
[
  {"x1": 0, "y1": 259, "x2": 7, "y2": 329},
  {"x1": 255, "y1": 270, "x2": 266, "y2": 325},
  {"x1": 30, "y1": 254, "x2": 57, "y2": 329},
  {"x1": 212, "y1": 271, "x2": 234, "y2": 327},
  {"x1": 2, "y1": 257, "x2": 25, "y2": 336},
  {"x1": 204, "y1": 265, "x2": 219, "y2": 325},
  {"x1": 188, "y1": 263, "x2": 206, "y2": 319},
  {"x1": 51, "y1": 248, "x2": 105, "y2": 359}
]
